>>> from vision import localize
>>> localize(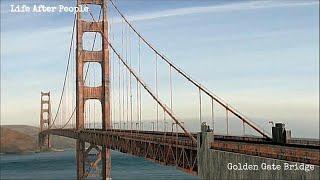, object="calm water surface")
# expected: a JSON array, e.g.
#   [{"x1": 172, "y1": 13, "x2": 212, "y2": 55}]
[{"x1": 0, "y1": 150, "x2": 197, "y2": 180}]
